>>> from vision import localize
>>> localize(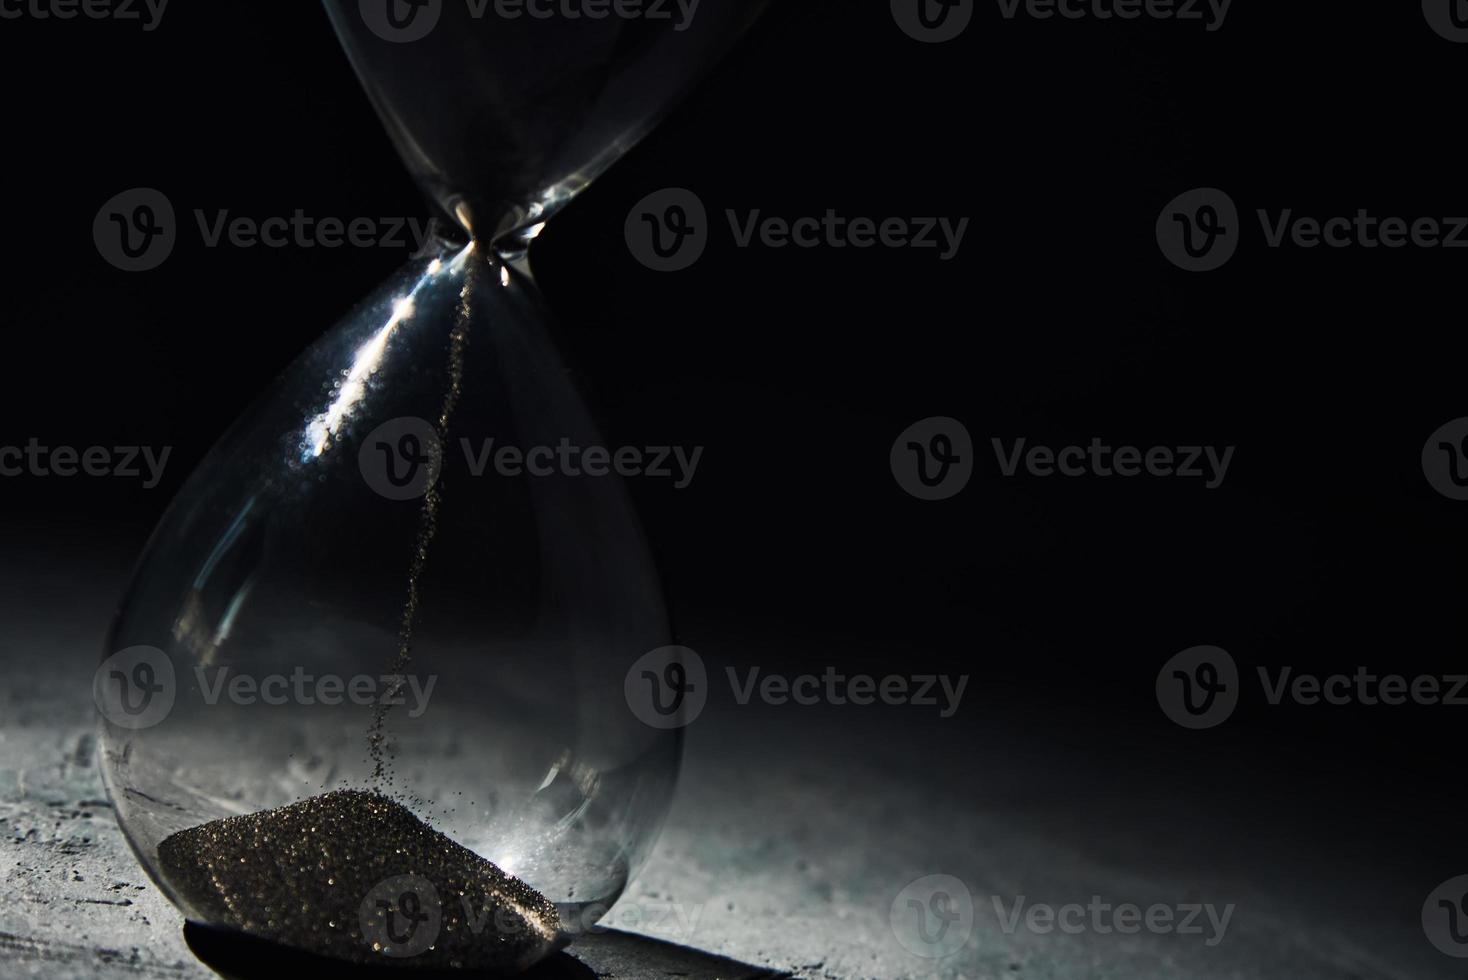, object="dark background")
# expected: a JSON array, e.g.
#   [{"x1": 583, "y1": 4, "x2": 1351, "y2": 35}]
[{"x1": 1, "y1": 0, "x2": 1463, "y2": 905}]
